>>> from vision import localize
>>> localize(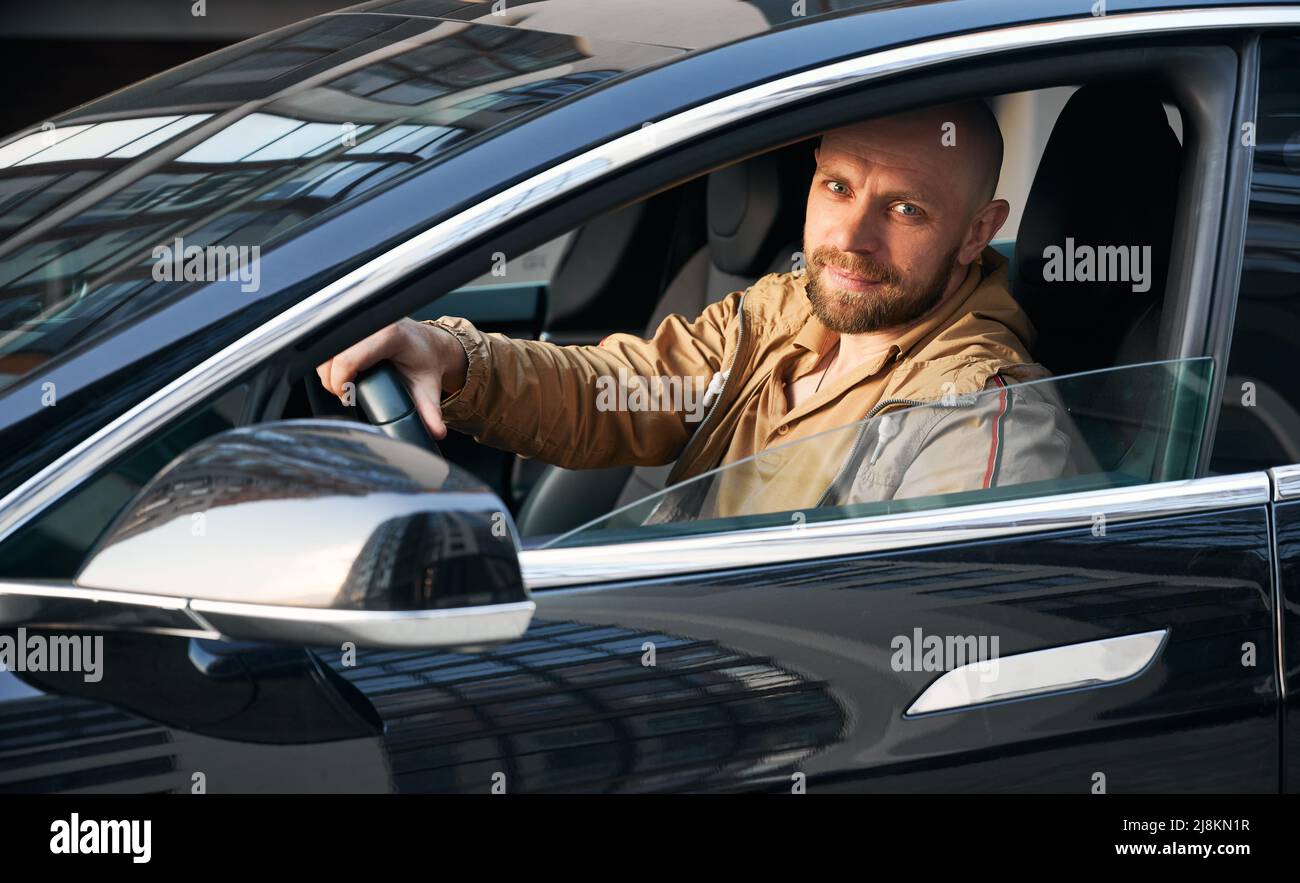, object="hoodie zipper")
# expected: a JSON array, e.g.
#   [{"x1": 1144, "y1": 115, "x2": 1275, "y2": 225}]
[
  {"x1": 814, "y1": 398, "x2": 922, "y2": 507},
  {"x1": 866, "y1": 397, "x2": 926, "y2": 418}
]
